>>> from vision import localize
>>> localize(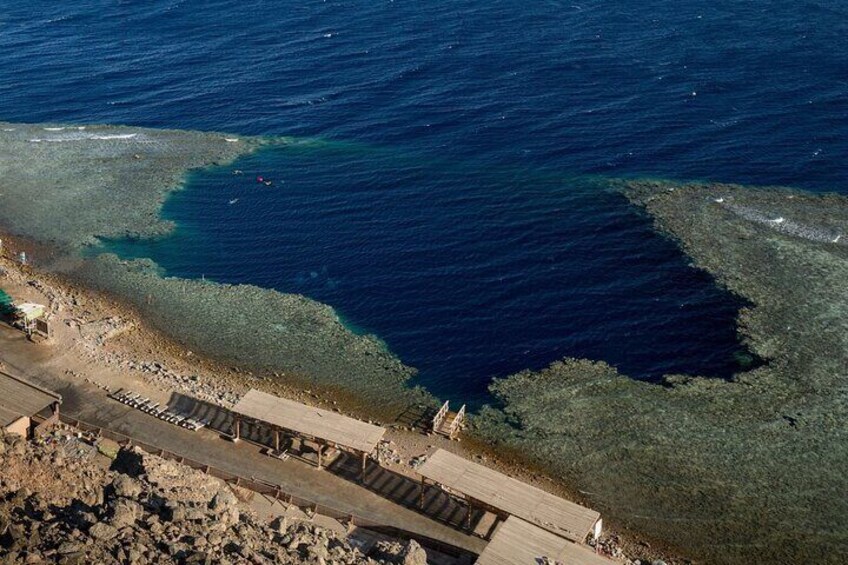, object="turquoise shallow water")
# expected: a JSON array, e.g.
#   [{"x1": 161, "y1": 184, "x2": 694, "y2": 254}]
[{"x1": 3, "y1": 0, "x2": 845, "y2": 402}]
